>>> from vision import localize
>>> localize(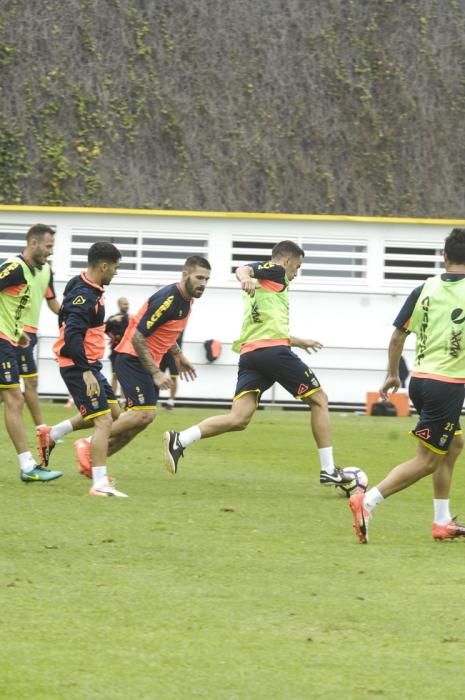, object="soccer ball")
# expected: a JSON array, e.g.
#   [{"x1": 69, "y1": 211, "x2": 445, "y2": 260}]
[{"x1": 337, "y1": 467, "x2": 369, "y2": 498}]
